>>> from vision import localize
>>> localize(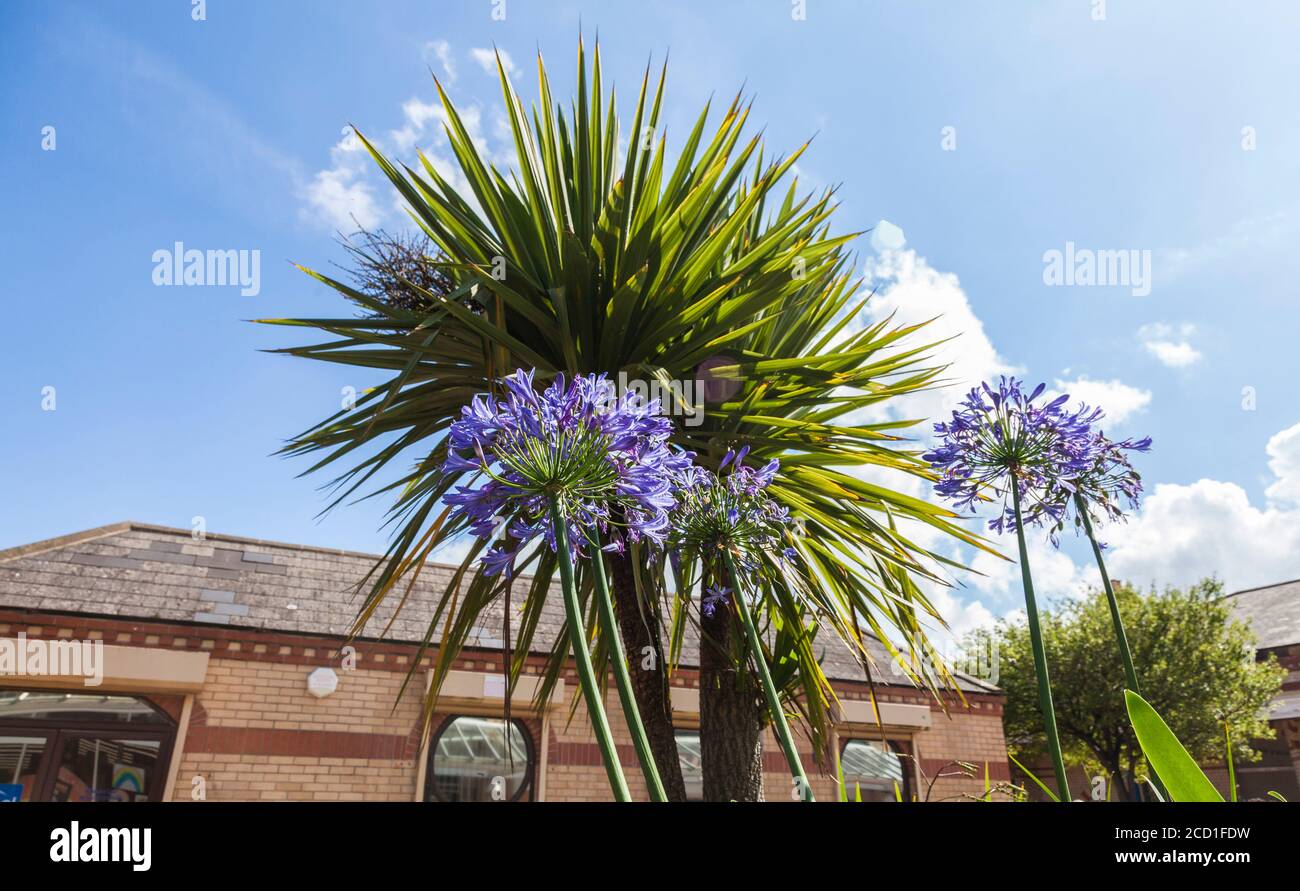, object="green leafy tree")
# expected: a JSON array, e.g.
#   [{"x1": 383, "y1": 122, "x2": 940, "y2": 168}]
[
  {"x1": 981, "y1": 578, "x2": 1283, "y2": 800},
  {"x1": 262, "y1": 38, "x2": 991, "y2": 800}
]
